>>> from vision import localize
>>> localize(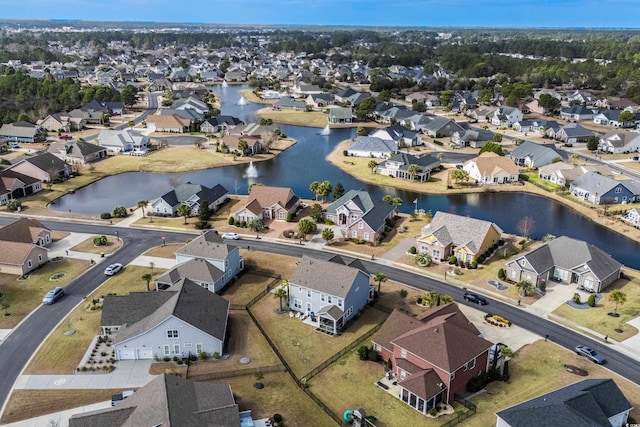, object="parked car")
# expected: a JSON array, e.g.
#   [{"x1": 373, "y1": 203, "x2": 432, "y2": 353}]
[
  {"x1": 60, "y1": 135, "x2": 73, "y2": 140},
  {"x1": 10, "y1": 142, "x2": 19, "y2": 149},
  {"x1": 111, "y1": 390, "x2": 135, "y2": 406},
  {"x1": 104, "y1": 263, "x2": 123, "y2": 276},
  {"x1": 463, "y1": 291, "x2": 488, "y2": 305},
  {"x1": 575, "y1": 345, "x2": 606, "y2": 364},
  {"x1": 221, "y1": 232, "x2": 240, "y2": 240},
  {"x1": 42, "y1": 287, "x2": 65, "y2": 305}
]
